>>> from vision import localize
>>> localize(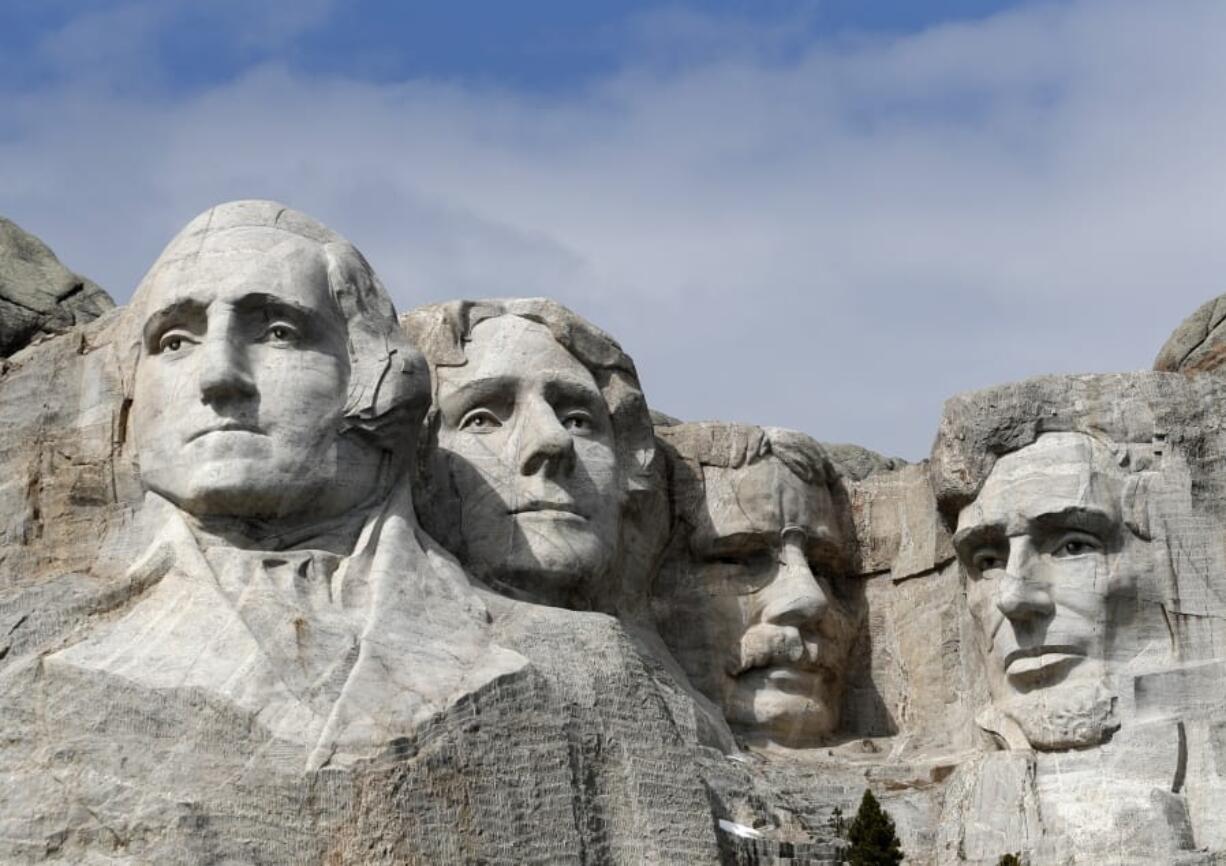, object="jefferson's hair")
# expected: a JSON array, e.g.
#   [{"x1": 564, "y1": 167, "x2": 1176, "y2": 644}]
[{"x1": 401, "y1": 297, "x2": 657, "y2": 494}]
